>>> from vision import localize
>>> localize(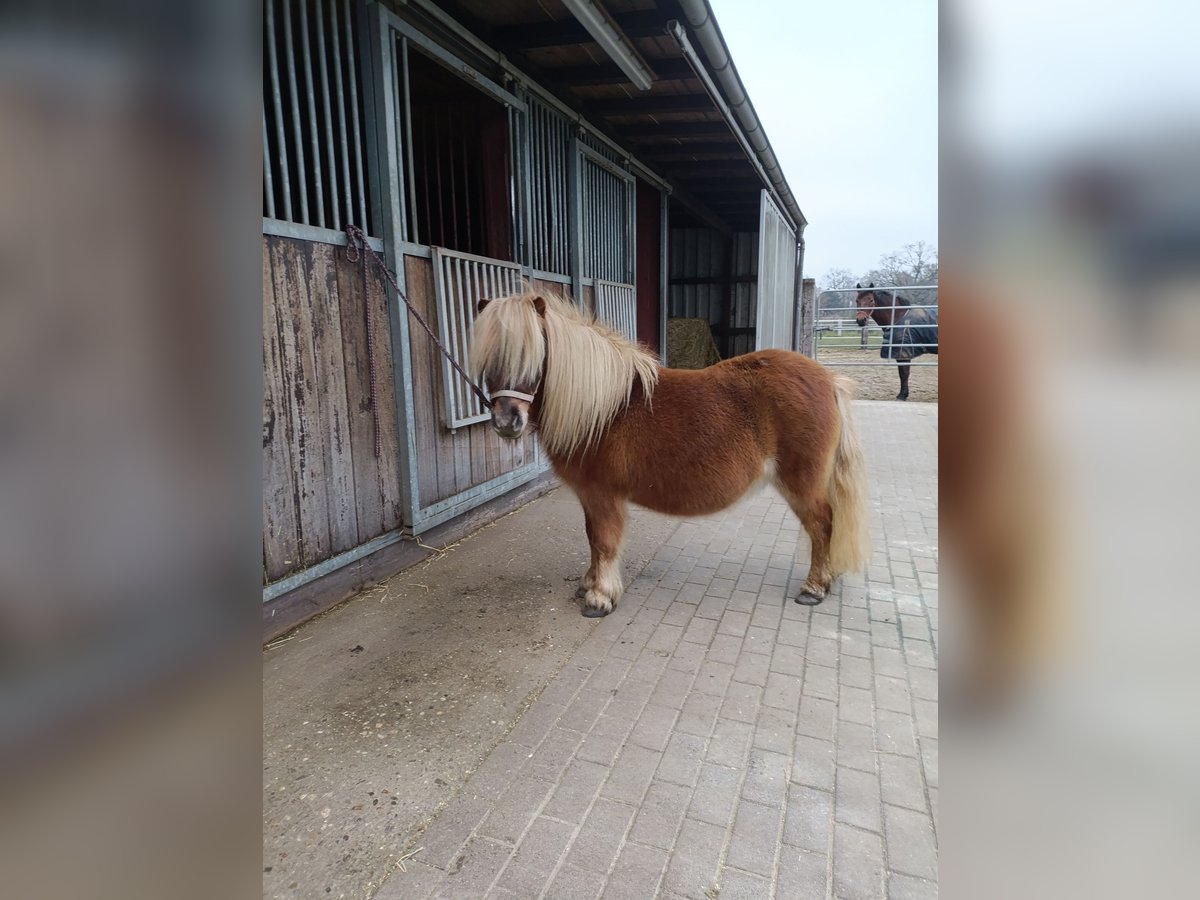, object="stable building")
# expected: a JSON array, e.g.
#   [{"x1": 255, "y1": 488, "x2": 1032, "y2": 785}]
[{"x1": 262, "y1": 0, "x2": 808, "y2": 635}]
